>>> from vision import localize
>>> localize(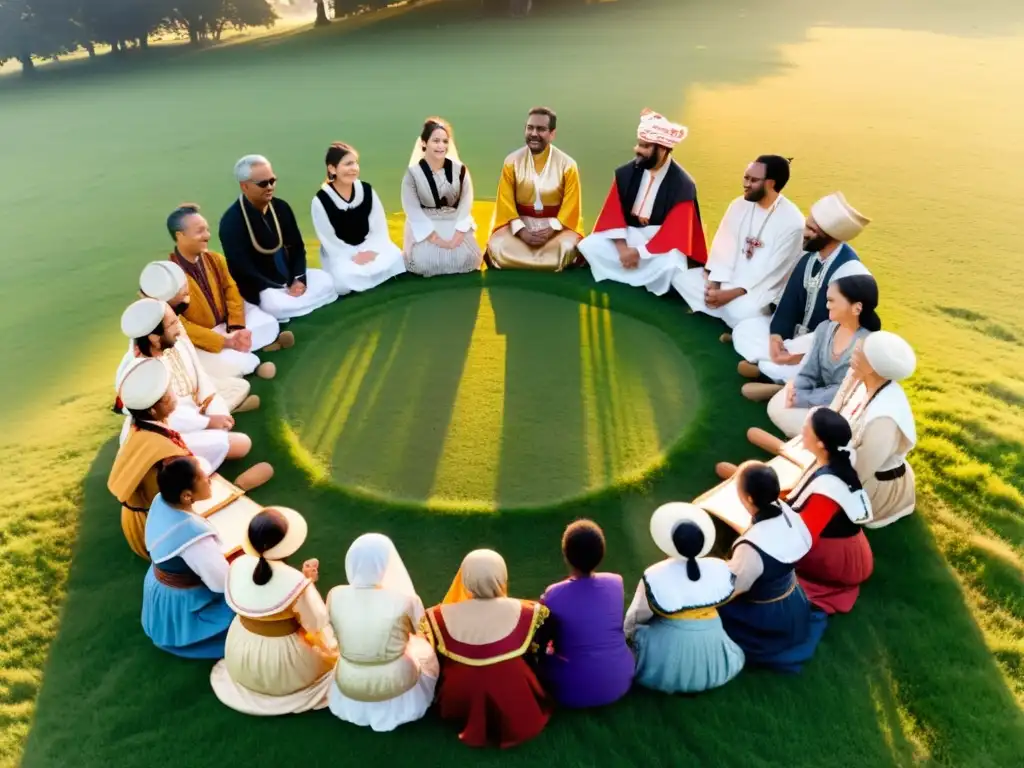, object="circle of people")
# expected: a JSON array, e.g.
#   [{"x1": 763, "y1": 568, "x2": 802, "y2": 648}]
[{"x1": 106, "y1": 107, "x2": 919, "y2": 747}]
